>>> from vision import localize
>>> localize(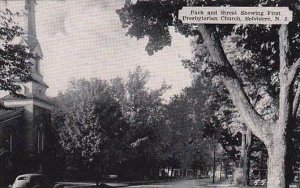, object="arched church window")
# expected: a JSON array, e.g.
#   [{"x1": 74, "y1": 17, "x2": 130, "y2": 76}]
[
  {"x1": 4, "y1": 133, "x2": 13, "y2": 153},
  {"x1": 39, "y1": 89, "x2": 44, "y2": 95},
  {"x1": 37, "y1": 129, "x2": 44, "y2": 153},
  {"x1": 35, "y1": 58, "x2": 40, "y2": 74},
  {"x1": 9, "y1": 133, "x2": 13, "y2": 152}
]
